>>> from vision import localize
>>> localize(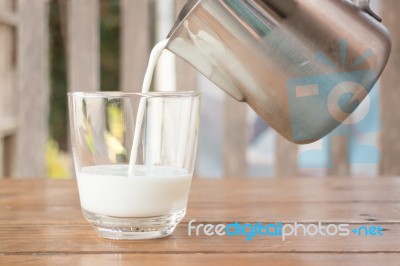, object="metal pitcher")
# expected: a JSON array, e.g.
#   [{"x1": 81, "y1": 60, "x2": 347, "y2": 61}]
[{"x1": 167, "y1": 0, "x2": 391, "y2": 144}]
